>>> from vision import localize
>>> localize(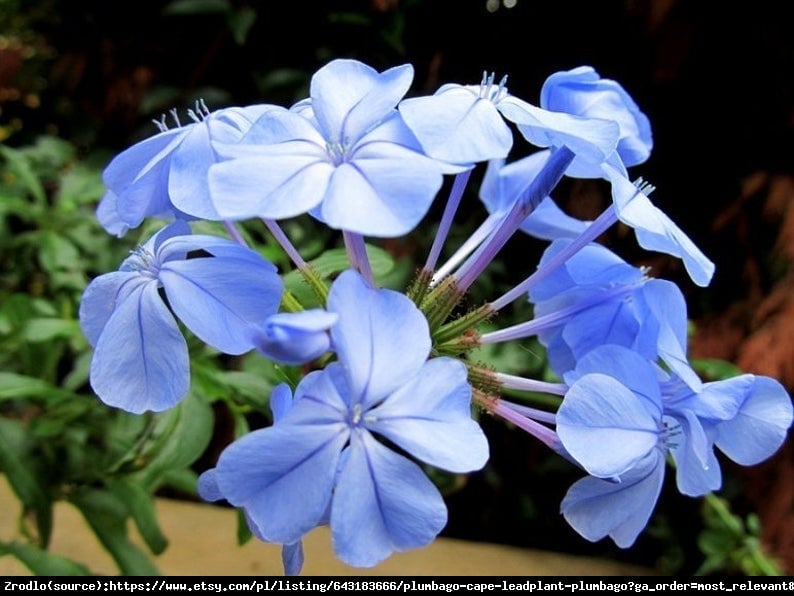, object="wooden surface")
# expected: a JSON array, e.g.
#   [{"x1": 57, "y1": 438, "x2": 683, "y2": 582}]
[{"x1": 0, "y1": 478, "x2": 653, "y2": 576}]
